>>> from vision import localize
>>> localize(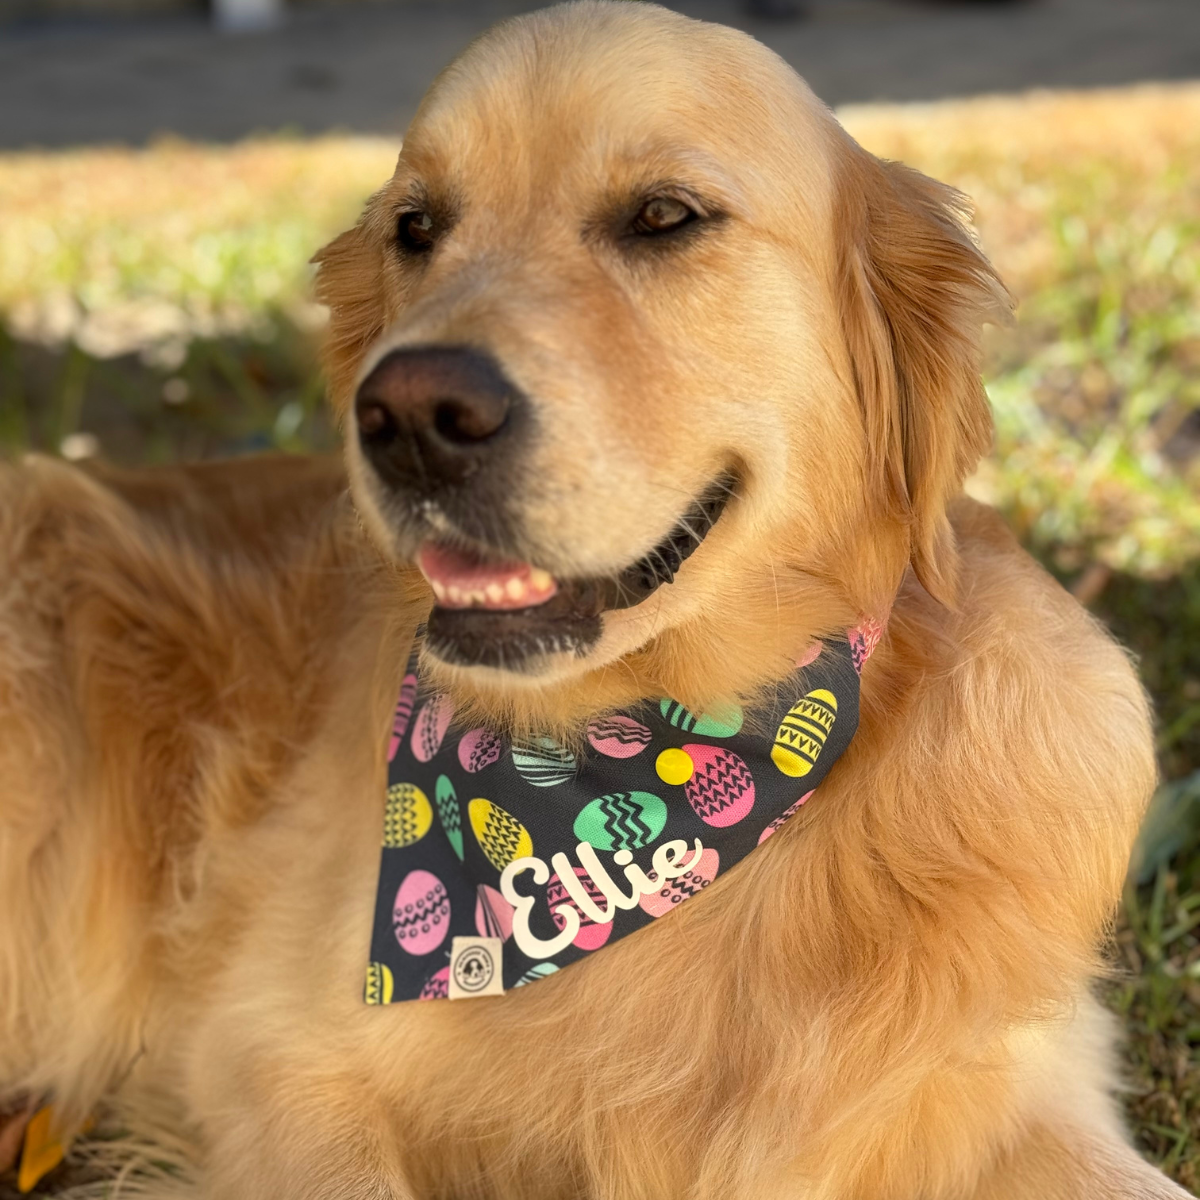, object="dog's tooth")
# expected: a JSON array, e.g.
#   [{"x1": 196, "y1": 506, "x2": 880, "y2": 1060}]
[
  {"x1": 431, "y1": 580, "x2": 447, "y2": 601},
  {"x1": 505, "y1": 577, "x2": 526, "y2": 601},
  {"x1": 485, "y1": 583, "x2": 504, "y2": 604},
  {"x1": 448, "y1": 585, "x2": 463, "y2": 604},
  {"x1": 530, "y1": 568, "x2": 553, "y2": 592}
]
